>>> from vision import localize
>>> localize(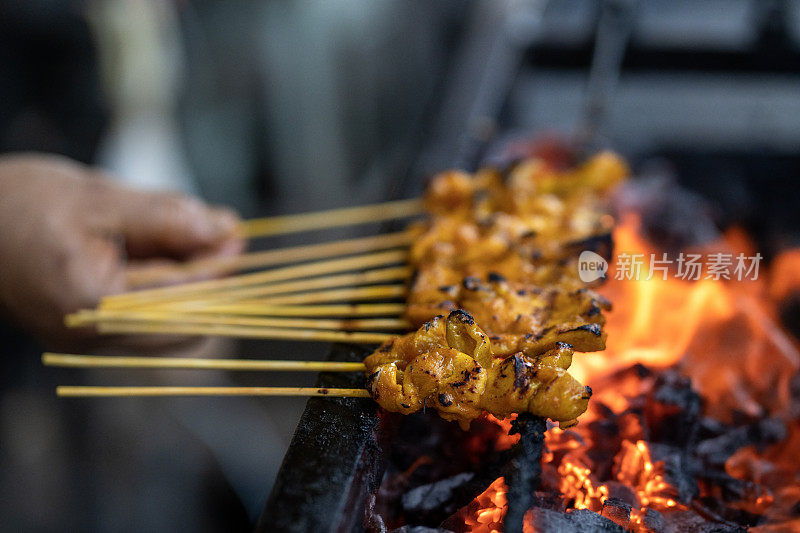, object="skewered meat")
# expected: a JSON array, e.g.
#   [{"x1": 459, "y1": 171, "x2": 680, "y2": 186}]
[
  {"x1": 368, "y1": 152, "x2": 624, "y2": 428},
  {"x1": 364, "y1": 310, "x2": 592, "y2": 430},
  {"x1": 405, "y1": 275, "x2": 611, "y2": 356},
  {"x1": 422, "y1": 152, "x2": 626, "y2": 220},
  {"x1": 408, "y1": 151, "x2": 626, "y2": 295}
]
